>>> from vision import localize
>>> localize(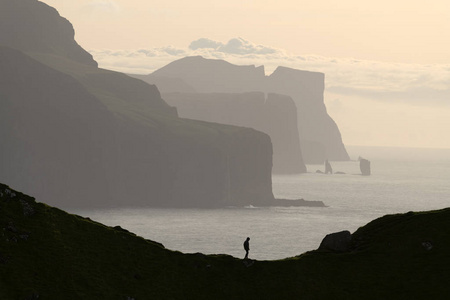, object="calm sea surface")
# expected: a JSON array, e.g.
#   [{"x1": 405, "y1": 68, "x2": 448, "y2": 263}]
[{"x1": 73, "y1": 146, "x2": 450, "y2": 260}]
